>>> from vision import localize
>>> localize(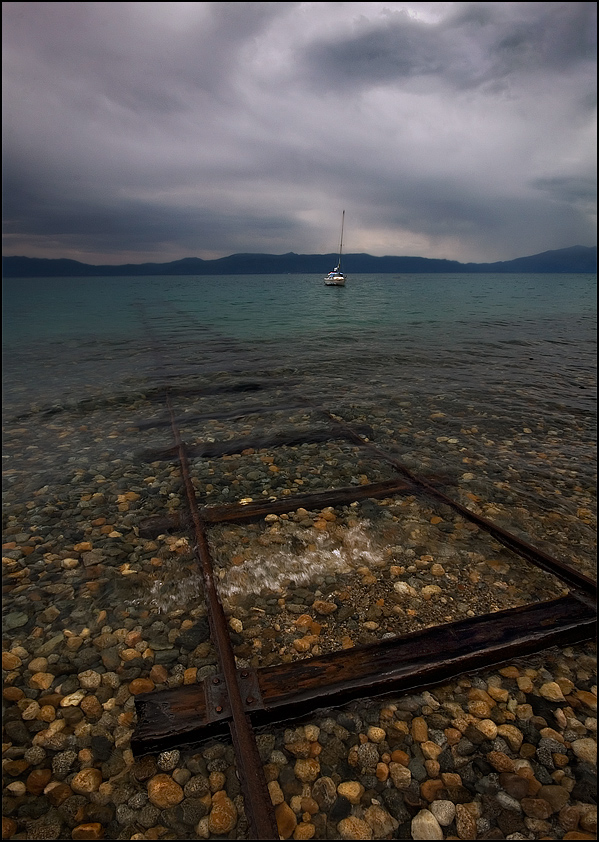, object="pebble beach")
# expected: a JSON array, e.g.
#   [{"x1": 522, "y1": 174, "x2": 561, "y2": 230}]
[{"x1": 3, "y1": 272, "x2": 597, "y2": 839}]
